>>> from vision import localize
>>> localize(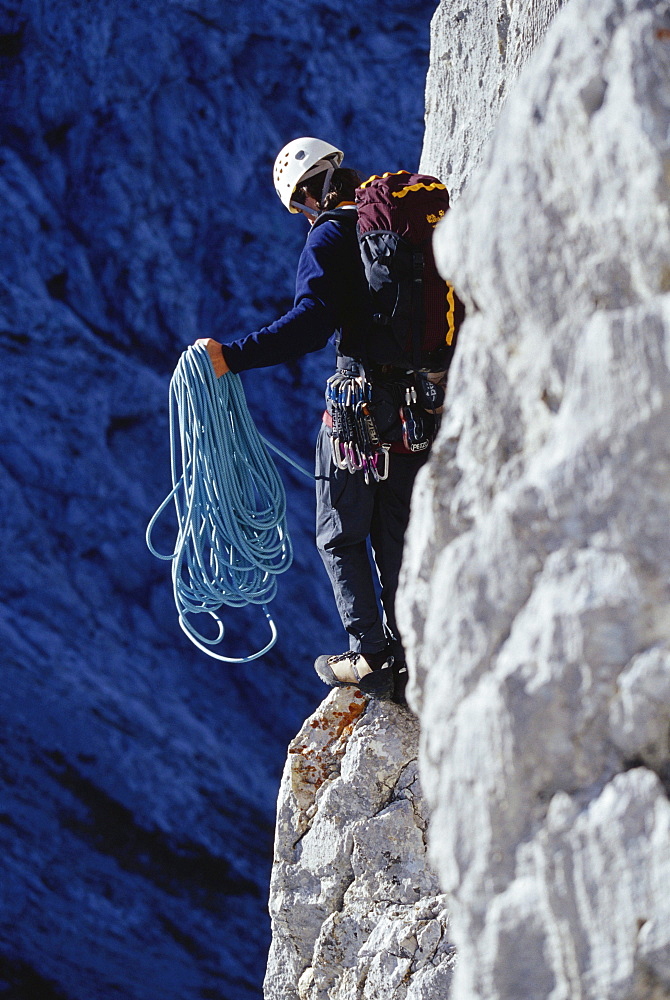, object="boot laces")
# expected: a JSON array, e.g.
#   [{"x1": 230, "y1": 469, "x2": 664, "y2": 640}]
[{"x1": 330, "y1": 651, "x2": 362, "y2": 665}]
